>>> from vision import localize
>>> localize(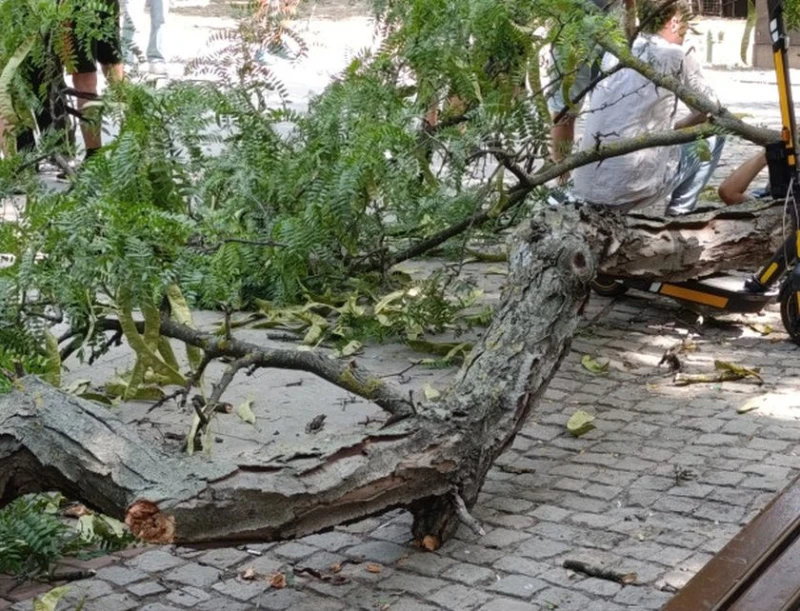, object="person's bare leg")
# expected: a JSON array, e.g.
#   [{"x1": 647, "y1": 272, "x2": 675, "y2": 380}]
[
  {"x1": 102, "y1": 62, "x2": 124, "y2": 83},
  {"x1": 72, "y1": 71, "x2": 101, "y2": 151},
  {"x1": 551, "y1": 114, "x2": 575, "y2": 185},
  {"x1": 0, "y1": 117, "x2": 8, "y2": 158}
]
